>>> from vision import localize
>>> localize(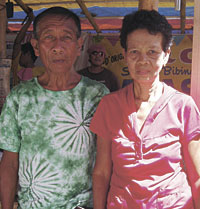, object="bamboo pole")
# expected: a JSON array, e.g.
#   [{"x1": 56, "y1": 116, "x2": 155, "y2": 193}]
[
  {"x1": 0, "y1": 0, "x2": 6, "y2": 59},
  {"x1": 76, "y1": 0, "x2": 101, "y2": 33},
  {"x1": 190, "y1": 0, "x2": 200, "y2": 109}
]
